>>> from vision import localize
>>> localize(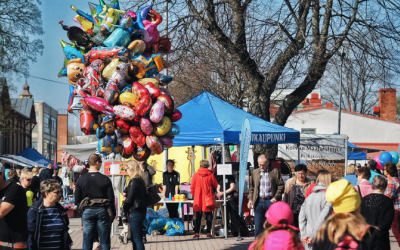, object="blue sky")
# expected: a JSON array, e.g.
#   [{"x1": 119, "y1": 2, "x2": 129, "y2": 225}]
[
  {"x1": 11, "y1": 0, "x2": 105, "y2": 129},
  {"x1": 12, "y1": 0, "x2": 94, "y2": 109}
]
